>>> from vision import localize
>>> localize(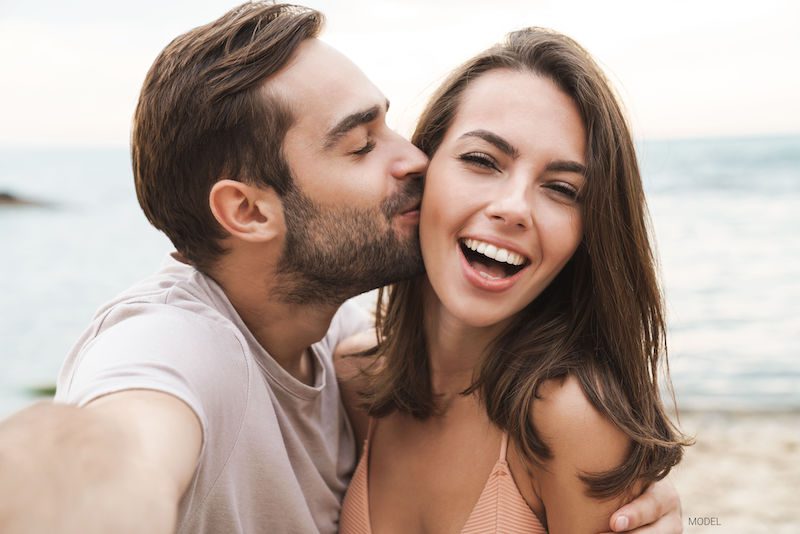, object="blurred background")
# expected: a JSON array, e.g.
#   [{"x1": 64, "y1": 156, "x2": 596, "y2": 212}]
[{"x1": 1, "y1": 0, "x2": 798, "y2": 531}]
